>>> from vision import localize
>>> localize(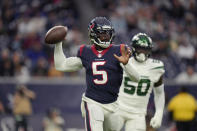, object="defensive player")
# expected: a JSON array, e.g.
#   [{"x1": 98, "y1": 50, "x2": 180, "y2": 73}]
[
  {"x1": 110, "y1": 33, "x2": 165, "y2": 131},
  {"x1": 54, "y1": 17, "x2": 139, "y2": 131}
]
